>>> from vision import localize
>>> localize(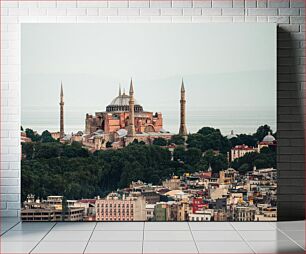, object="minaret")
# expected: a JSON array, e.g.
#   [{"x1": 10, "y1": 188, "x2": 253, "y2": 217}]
[
  {"x1": 59, "y1": 82, "x2": 64, "y2": 138},
  {"x1": 119, "y1": 84, "x2": 122, "y2": 96},
  {"x1": 179, "y1": 79, "x2": 187, "y2": 138},
  {"x1": 127, "y1": 79, "x2": 136, "y2": 137}
]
